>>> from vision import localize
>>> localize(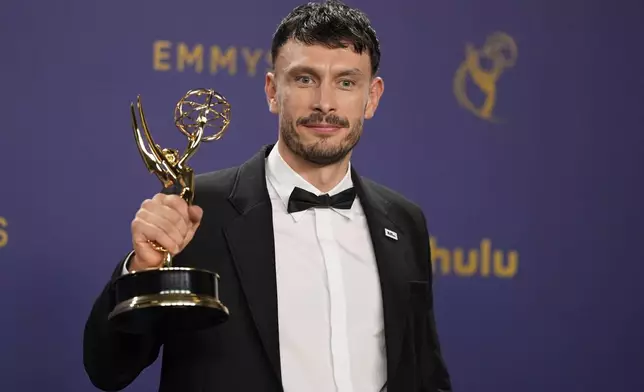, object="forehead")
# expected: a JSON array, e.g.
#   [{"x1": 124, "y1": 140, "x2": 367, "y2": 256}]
[{"x1": 275, "y1": 39, "x2": 371, "y2": 75}]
